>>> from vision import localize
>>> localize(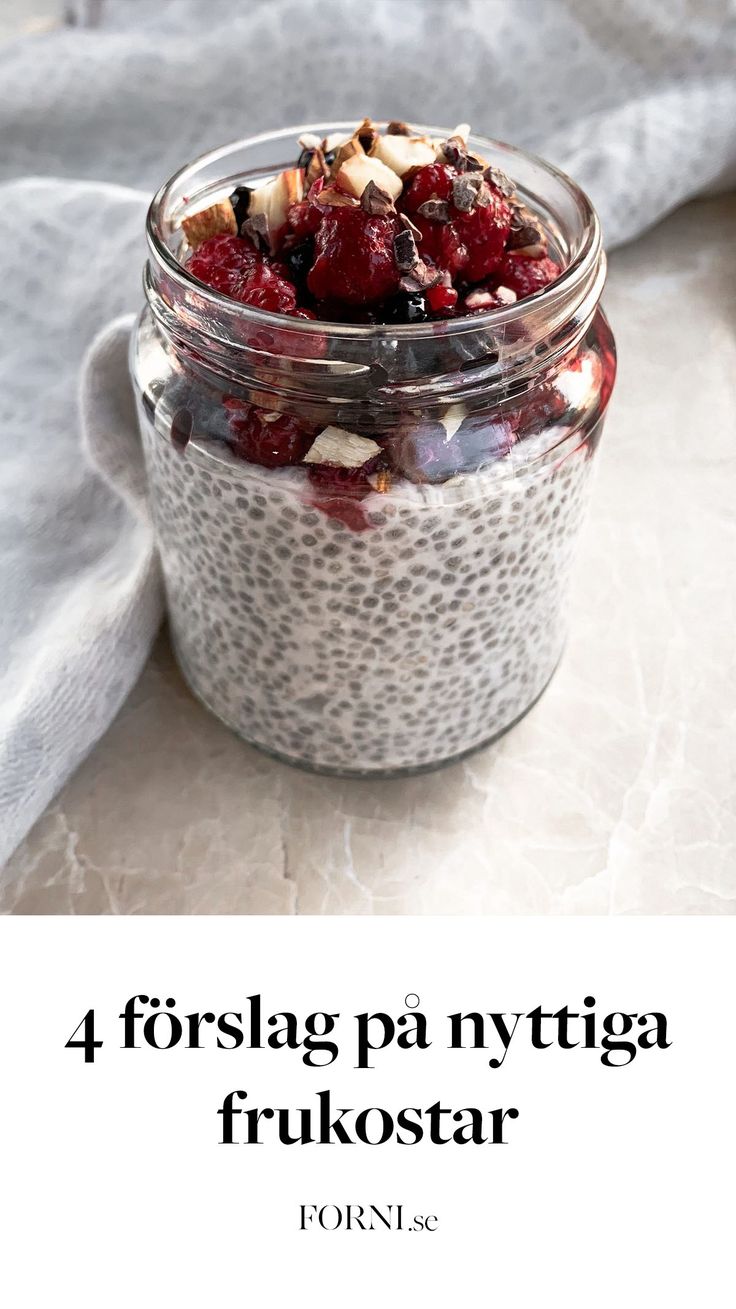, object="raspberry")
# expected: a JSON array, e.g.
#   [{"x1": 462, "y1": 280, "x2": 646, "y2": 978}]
[
  {"x1": 425, "y1": 284, "x2": 458, "y2": 315},
  {"x1": 287, "y1": 178, "x2": 326, "y2": 240},
  {"x1": 402, "y1": 164, "x2": 512, "y2": 283},
  {"x1": 224, "y1": 399, "x2": 314, "y2": 468},
  {"x1": 307, "y1": 206, "x2": 401, "y2": 306},
  {"x1": 236, "y1": 263, "x2": 298, "y2": 313},
  {"x1": 455, "y1": 190, "x2": 513, "y2": 282},
  {"x1": 188, "y1": 233, "x2": 260, "y2": 296},
  {"x1": 402, "y1": 163, "x2": 454, "y2": 210},
  {"x1": 188, "y1": 233, "x2": 299, "y2": 313},
  {"x1": 493, "y1": 255, "x2": 561, "y2": 301},
  {"x1": 307, "y1": 462, "x2": 377, "y2": 531}
]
